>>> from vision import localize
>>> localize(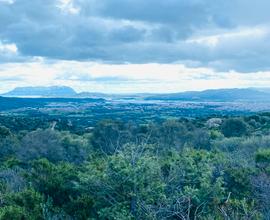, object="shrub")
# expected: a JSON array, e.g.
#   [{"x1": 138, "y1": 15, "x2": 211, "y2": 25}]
[{"x1": 221, "y1": 118, "x2": 249, "y2": 137}]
